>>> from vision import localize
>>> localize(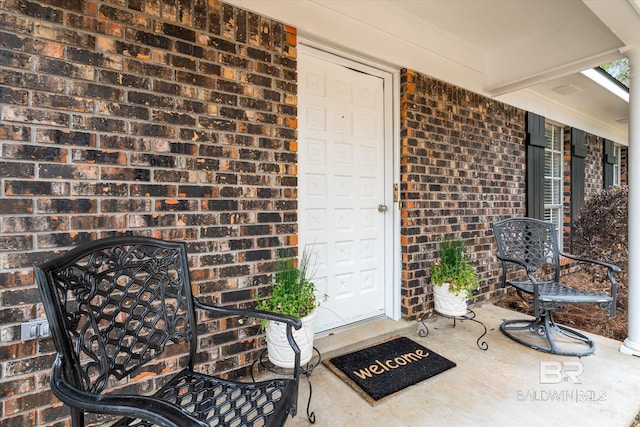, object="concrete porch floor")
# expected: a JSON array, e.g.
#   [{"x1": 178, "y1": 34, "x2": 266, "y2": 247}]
[{"x1": 283, "y1": 303, "x2": 640, "y2": 427}]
